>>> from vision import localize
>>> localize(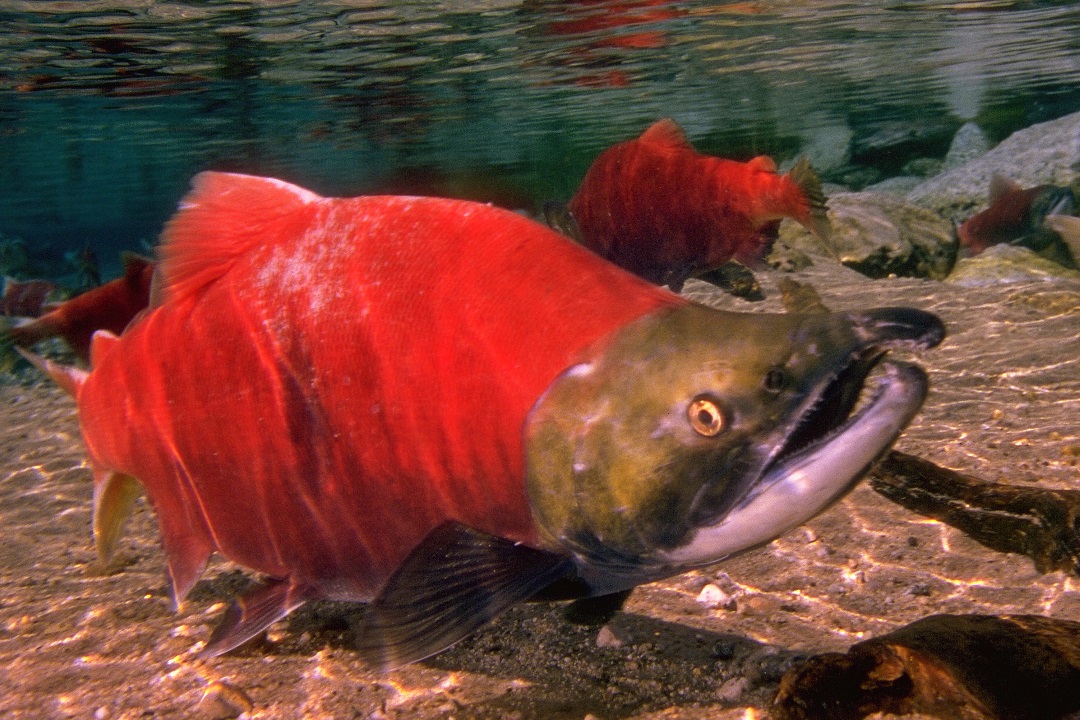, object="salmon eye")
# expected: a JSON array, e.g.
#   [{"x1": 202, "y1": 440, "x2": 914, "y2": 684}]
[{"x1": 687, "y1": 396, "x2": 724, "y2": 437}]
